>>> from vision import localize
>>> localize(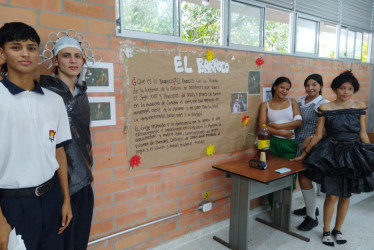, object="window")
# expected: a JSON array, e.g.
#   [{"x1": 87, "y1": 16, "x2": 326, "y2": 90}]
[
  {"x1": 119, "y1": 0, "x2": 178, "y2": 36},
  {"x1": 230, "y1": 1, "x2": 263, "y2": 48},
  {"x1": 362, "y1": 33, "x2": 372, "y2": 63},
  {"x1": 319, "y1": 22, "x2": 337, "y2": 58},
  {"x1": 116, "y1": 0, "x2": 374, "y2": 63},
  {"x1": 265, "y1": 8, "x2": 291, "y2": 53},
  {"x1": 181, "y1": 0, "x2": 221, "y2": 45},
  {"x1": 296, "y1": 16, "x2": 318, "y2": 54},
  {"x1": 339, "y1": 28, "x2": 367, "y2": 61}
]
